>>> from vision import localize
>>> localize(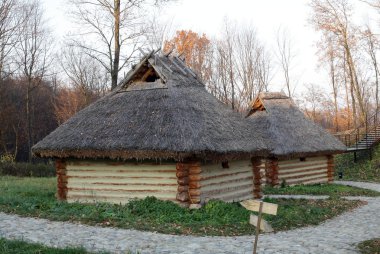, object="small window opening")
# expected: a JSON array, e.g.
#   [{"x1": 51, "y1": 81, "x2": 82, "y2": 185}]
[
  {"x1": 144, "y1": 71, "x2": 160, "y2": 82},
  {"x1": 222, "y1": 161, "x2": 229, "y2": 168},
  {"x1": 300, "y1": 157, "x2": 306, "y2": 162}
]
